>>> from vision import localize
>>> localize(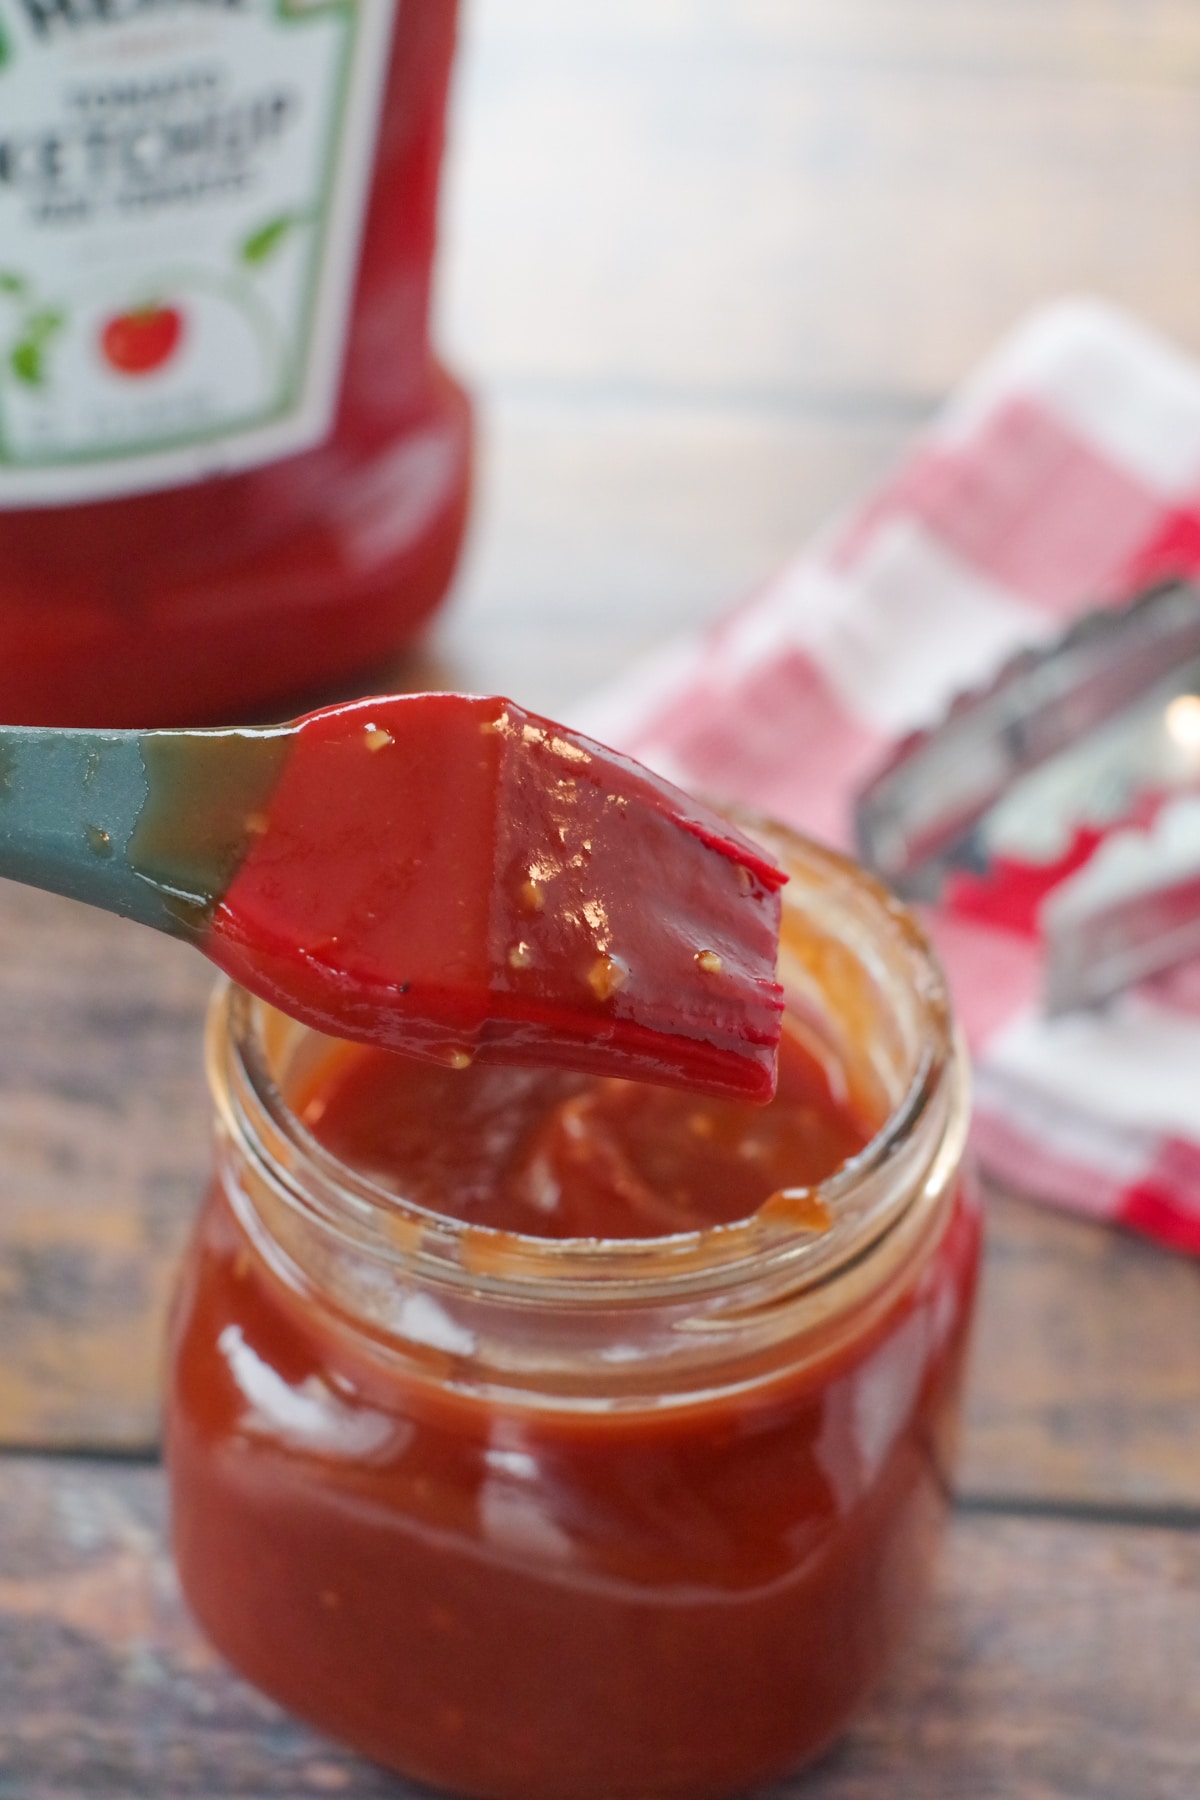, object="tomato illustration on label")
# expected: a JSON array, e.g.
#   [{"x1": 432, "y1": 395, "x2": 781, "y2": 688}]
[{"x1": 100, "y1": 306, "x2": 185, "y2": 378}]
